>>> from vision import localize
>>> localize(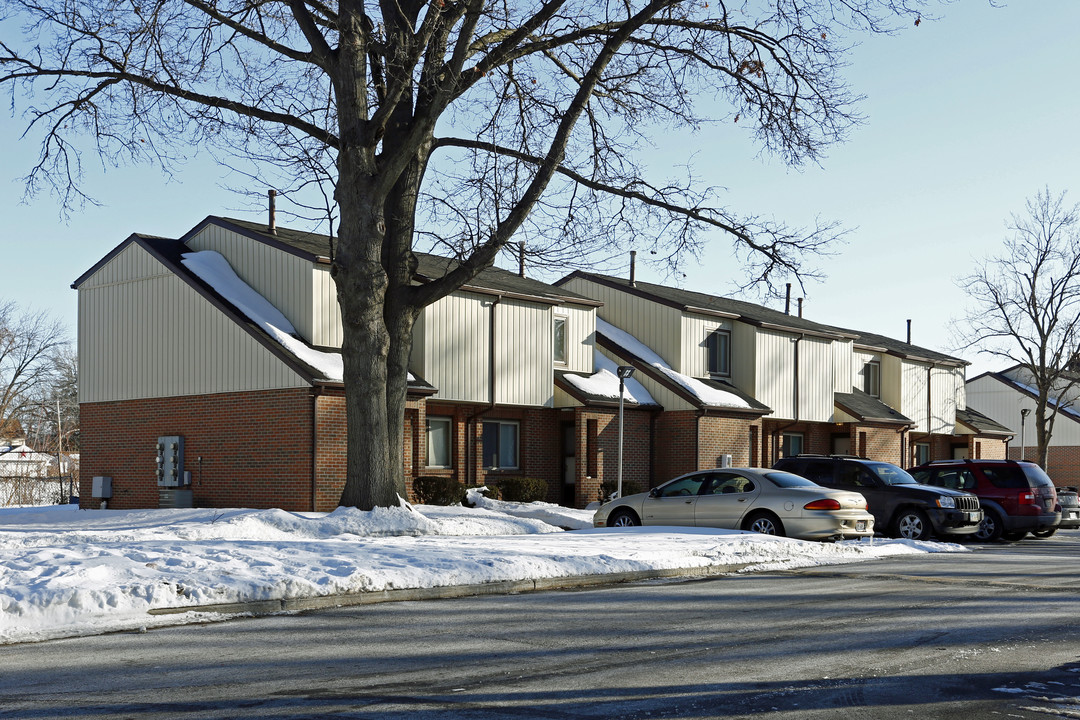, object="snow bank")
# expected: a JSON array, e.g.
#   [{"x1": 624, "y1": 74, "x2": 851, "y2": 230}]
[{"x1": 0, "y1": 502, "x2": 964, "y2": 644}]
